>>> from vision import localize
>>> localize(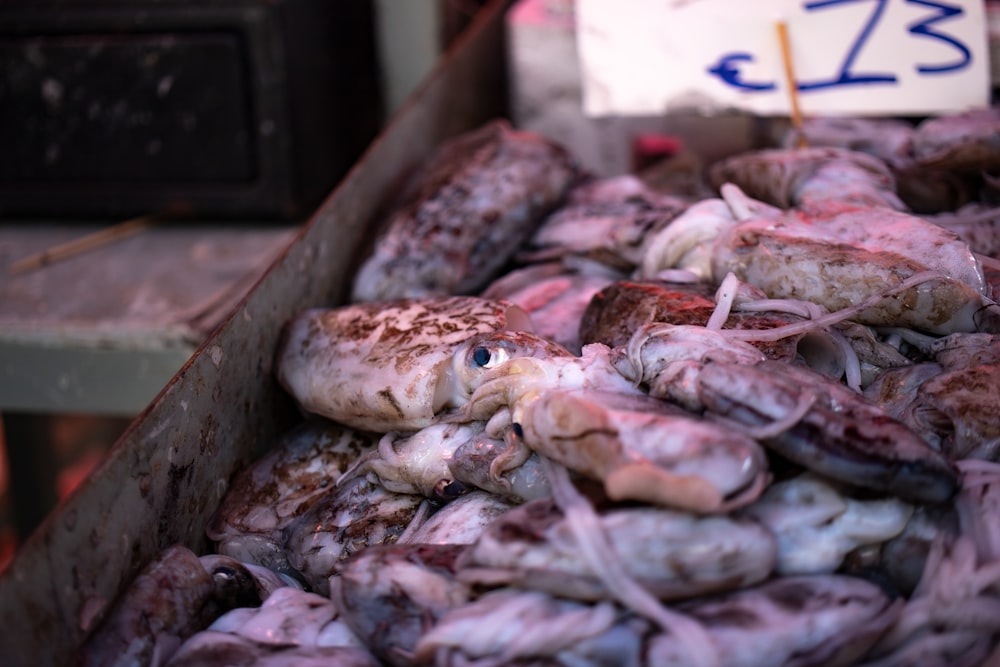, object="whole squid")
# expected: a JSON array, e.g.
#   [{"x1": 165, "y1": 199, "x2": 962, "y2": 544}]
[{"x1": 457, "y1": 495, "x2": 776, "y2": 601}]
